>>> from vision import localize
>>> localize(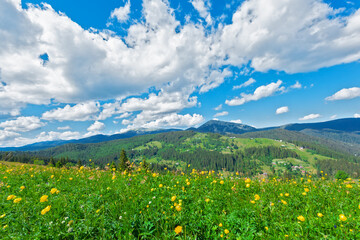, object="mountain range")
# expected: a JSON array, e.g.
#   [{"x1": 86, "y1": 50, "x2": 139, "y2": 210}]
[{"x1": 1, "y1": 118, "x2": 360, "y2": 155}]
